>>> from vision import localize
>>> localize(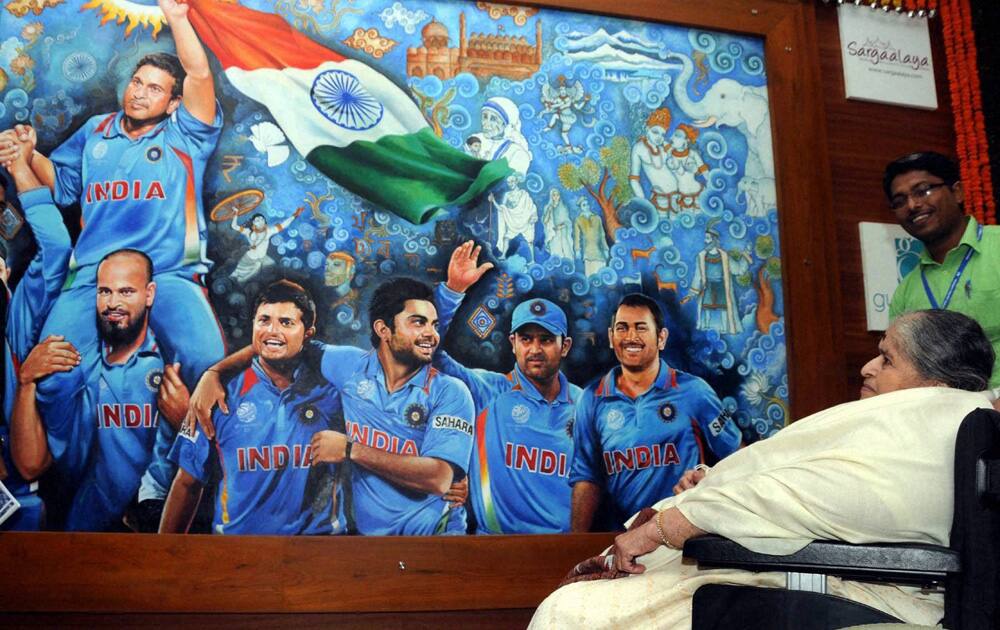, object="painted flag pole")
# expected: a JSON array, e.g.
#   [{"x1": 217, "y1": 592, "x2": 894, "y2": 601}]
[{"x1": 185, "y1": 0, "x2": 510, "y2": 224}]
